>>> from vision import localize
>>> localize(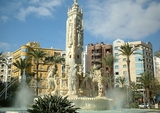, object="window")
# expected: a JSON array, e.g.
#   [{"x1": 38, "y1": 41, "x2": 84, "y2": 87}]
[
  {"x1": 115, "y1": 59, "x2": 119, "y2": 63},
  {"x1": 135, "y1": 57, "x2": 144, "y2": 62},
  {"x1": 54, "y1": 52, "x2": 60, "y2": 55},
  {"x1": 48, "y1": 52, "x2": 51, "y2": 56},
  {"x1": 136, "y1": 77, "x2": 141, "y2": 82},
  {"x1": 115, "y1": 72, "x2": 119, "y2": 75},
  {"x1": 135, "y1": 50, "x2": 143, "y2": 54},
  {"x1": 136, "y1": 63, "x2": 143, "y2": 68},
  {"x1": 123, "y1": 58, "x2": 126, "y2": 62},
  {"x1": 21, "y1": 56, "x2": 27, "y2": 59},
  {"x1": 21, "y1": 48, "x2": 28, "y2": 52},
  {"x1": 114, "y1": 46, "x2": 118, "y2": 50},
  {"x1": 77, "y1": 55, "x2": 79, "y2": 58},
  {"x1": 123, "y1": 64, "x2": 127, "y2": 68},
  {"x1": 40, "y1": 65, "x2": 44, "y2": 70},
  {"x1": 40, "y1": 73, "x2": 43, "y2": 79},
  {"x1": 123, "y1": 71, "x2": 127, "y2": 76},
  {"x1": 115, "y1": 53, "x2": 118, "y2": 57},
  {"x1": 136, "y1": 70, "x2": 143, "y2": 75},
  {"x1": 115, "y1": 65, "x2": 119, "y2": 69}
]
